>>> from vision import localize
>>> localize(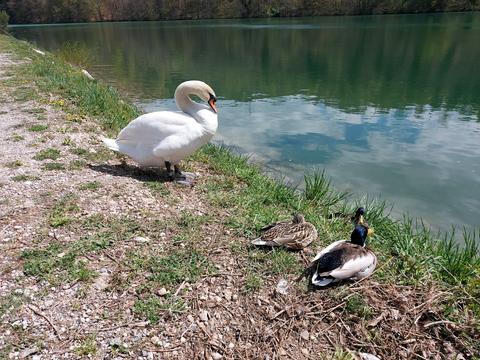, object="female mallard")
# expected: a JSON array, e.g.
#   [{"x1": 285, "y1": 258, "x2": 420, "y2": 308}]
[
  {"x1": 251, "y1": 214, "x2": 317, "y2": 250},
  {"x1": 308, "y1": 223, "x2": 376, "y2": 287}
]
